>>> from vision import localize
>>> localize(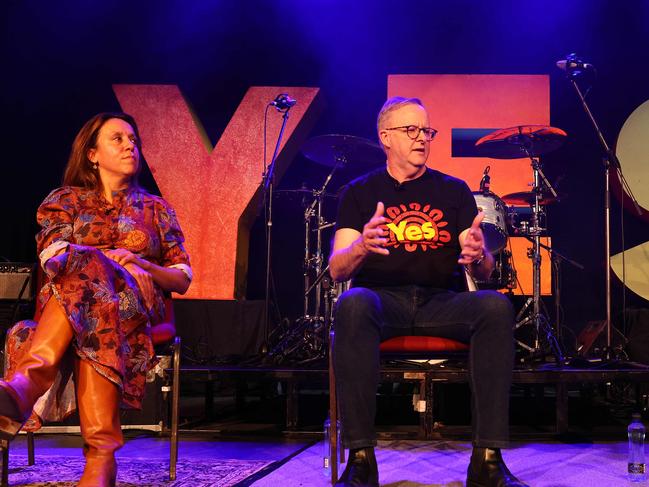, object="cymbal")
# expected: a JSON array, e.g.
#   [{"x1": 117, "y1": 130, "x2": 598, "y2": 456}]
[
  {"x1": 475, "y1": 125, "x2": 567, "y2": 159},
  {"x1": 502, "y1": 191, "x2": 558, "y2": 206},
  {"x1": 301, "y1": 134, "x2": 385, "y2": 169}
]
